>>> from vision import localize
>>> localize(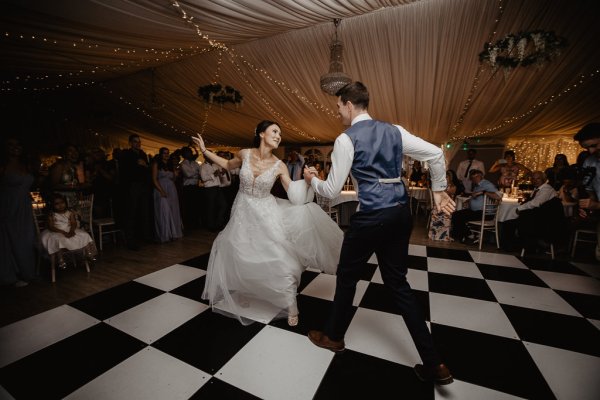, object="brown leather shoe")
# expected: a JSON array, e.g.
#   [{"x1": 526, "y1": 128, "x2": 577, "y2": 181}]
[
  {"x1": 414, "y1": 363, "x2": 454, "y2": 385},
  {"x1": 308, "y1": 330, "x2": 345, "y2": 353}
]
